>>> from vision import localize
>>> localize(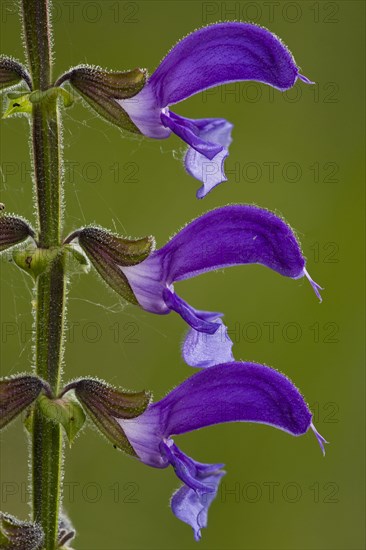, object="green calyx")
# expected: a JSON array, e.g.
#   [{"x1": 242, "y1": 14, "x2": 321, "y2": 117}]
[
  {"x1": 71, "y1": 227, "x2": 154, "y2": 305},
  {"x1": 0, "y1": 375, "x2": 45, "y2": 430},
  {"x1": 68, "y1": 378, "x2": 151, "y2": 456},
  {"x1": 0, "y1": 55, "x2": 32, "y2": 91},
  {"x1": 0, "y1": 512, "x2": 44, "y2": 550},
  {"x1": 0, "y1": 214, "x2": 35, "y2": 252},
  {"x1": 64, "y1": 65, "x2": 146, "y2": 133}
]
